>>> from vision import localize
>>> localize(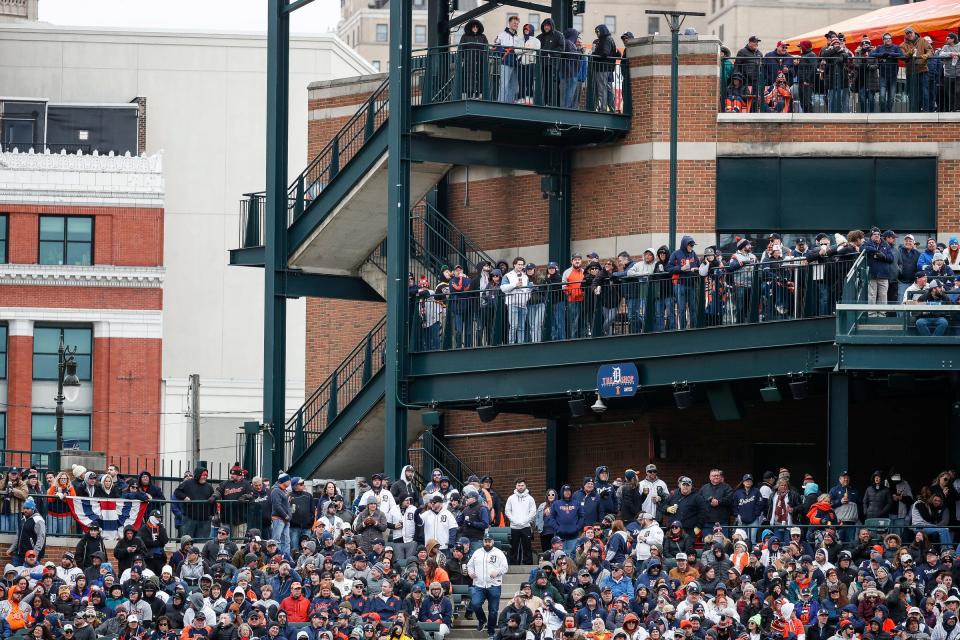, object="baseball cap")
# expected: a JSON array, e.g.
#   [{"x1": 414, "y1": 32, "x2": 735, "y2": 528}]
[
  {"x1": 676, "y1": 552, "x2": 688, "y2": 561},
  {"x1": 645, "y1": 464, "x2": 657, "y2": 472},
  {"x1": 748, "y1": 35, "x2": 761, "y2": 42}
]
